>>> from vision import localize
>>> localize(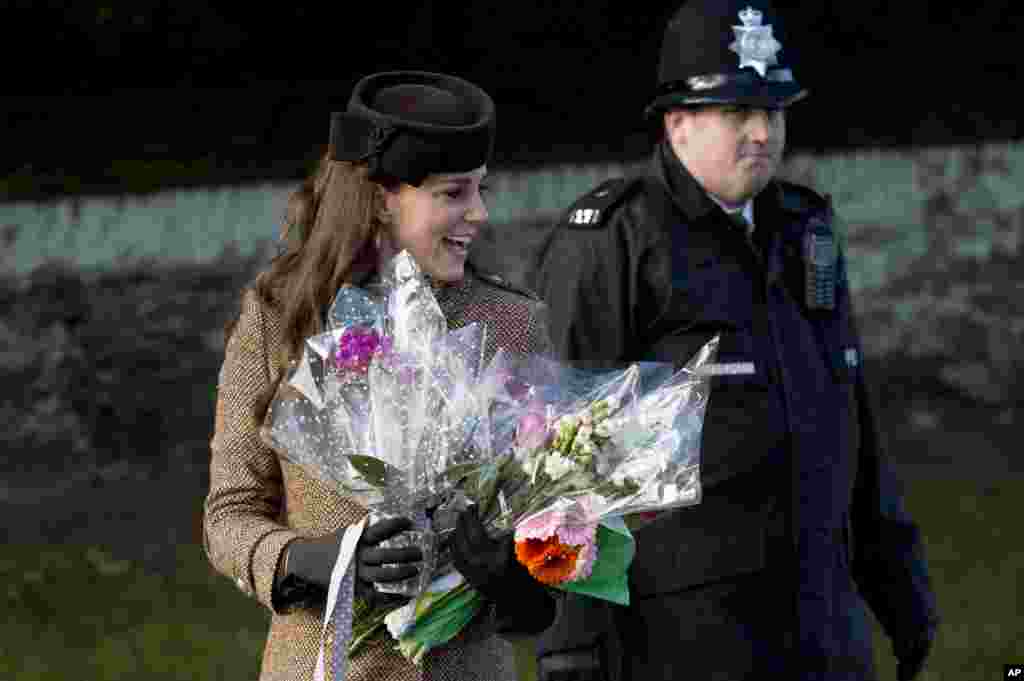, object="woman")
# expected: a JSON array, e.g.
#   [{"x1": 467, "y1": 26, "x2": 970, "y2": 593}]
[{"x1": 204, "y1": 71, "x2": 555, "y2": 681}]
